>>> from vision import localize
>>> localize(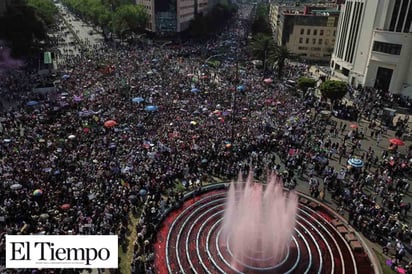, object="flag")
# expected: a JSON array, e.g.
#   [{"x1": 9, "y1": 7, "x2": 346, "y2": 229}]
[
  {"x1": 44, "y1": 52, "x2": 52, "y2": 64},
  {"x1": 120, "y1": 179, "x2": 130, "y2": 188}
]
